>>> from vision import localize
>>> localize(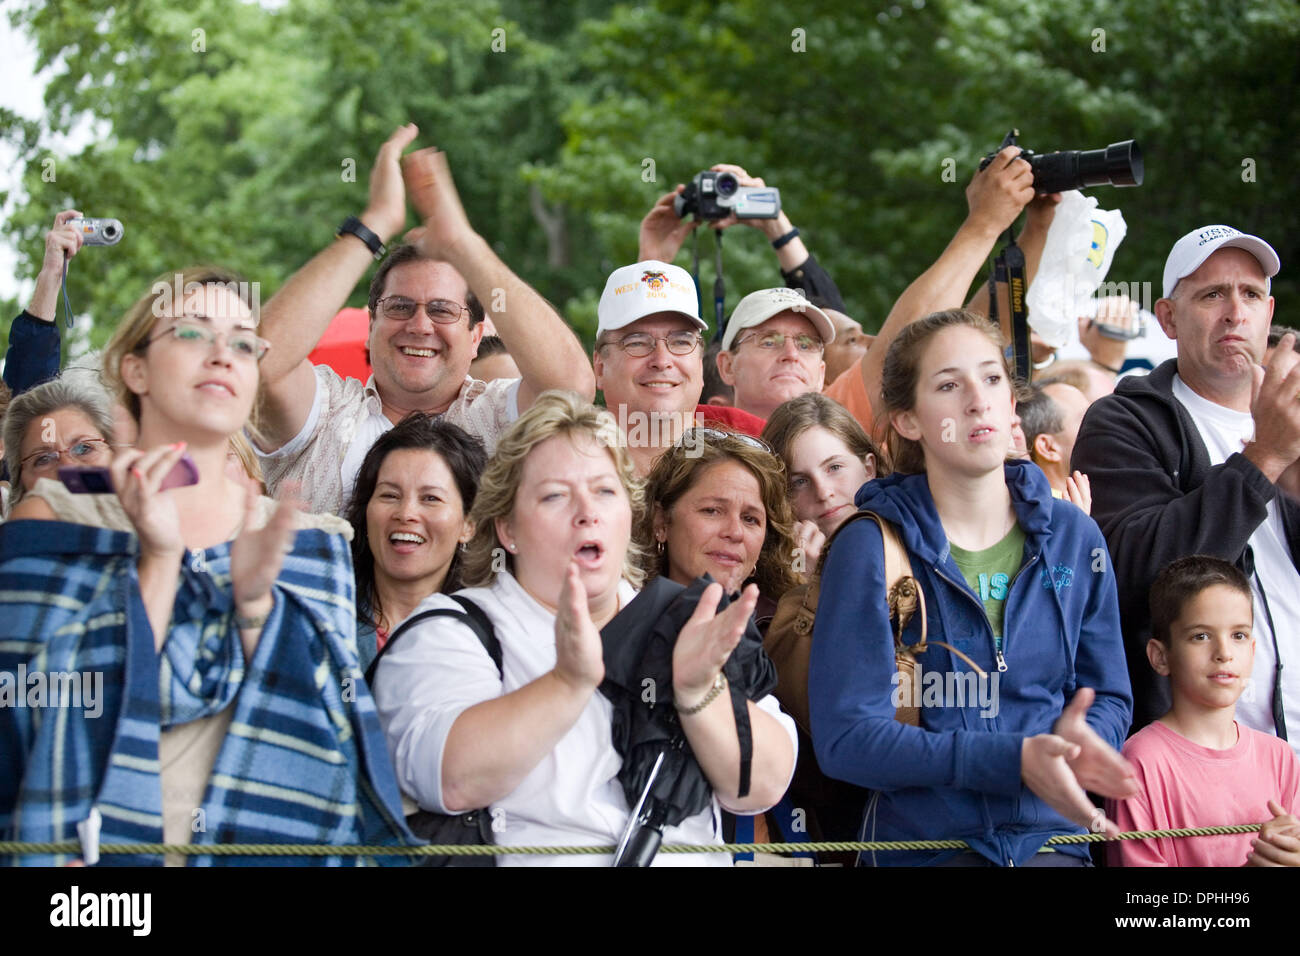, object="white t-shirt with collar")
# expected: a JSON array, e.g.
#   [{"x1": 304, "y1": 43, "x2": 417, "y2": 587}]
[
  {"x1": 372, "y1": 571, "x2": 798, "y2": 866},
  {"x1": 1172, "y1": 374, "x2": 1300, "y2": 753}
]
